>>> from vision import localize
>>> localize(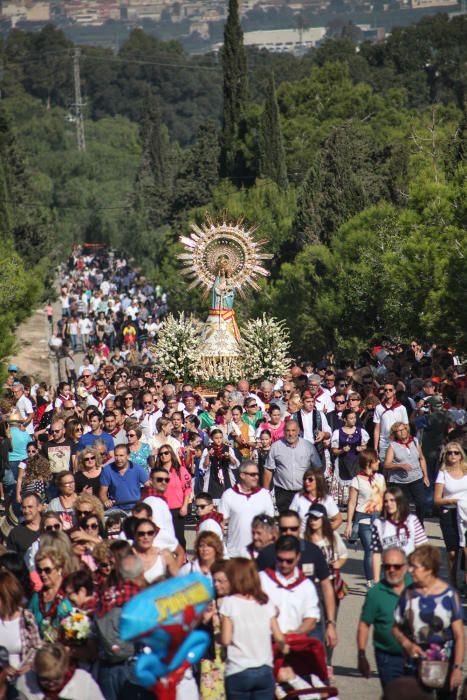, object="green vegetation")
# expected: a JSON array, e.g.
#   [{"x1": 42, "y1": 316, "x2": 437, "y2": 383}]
[{"x1": 0, "y1": 12, "x2": 466, "y2": 371}]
